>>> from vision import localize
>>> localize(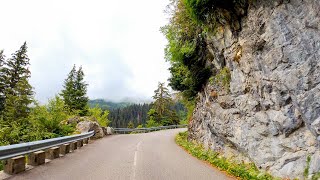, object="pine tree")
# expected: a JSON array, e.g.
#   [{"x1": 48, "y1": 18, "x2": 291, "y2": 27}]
[
  {"x1": 0, "y1": 42, "x2": 34, "y2": 144},
  {"x1": 61, "y1": 65, "x2": 89, "y2": 116},
  {"x1": 3, "y1": 42, "x2": 33, "y2": 120},
  {"x1": 152, "y1": 82, "x2": 172, "y2": 117},
  {"x1": 74, "y1": 66, "x2": 89, "y2": 116},
  {"x1": 151, "y1": 82, "x2": 179, "y2": 125},
  {"x1": 61, "y1": 65, "x2": 77, "y2": 111}
]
